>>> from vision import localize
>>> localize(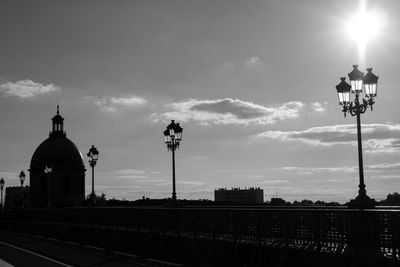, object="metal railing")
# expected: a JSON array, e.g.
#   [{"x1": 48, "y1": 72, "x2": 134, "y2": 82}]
[{"x1": 0, "y1": 206, "x2": 399, "y2": 260}]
